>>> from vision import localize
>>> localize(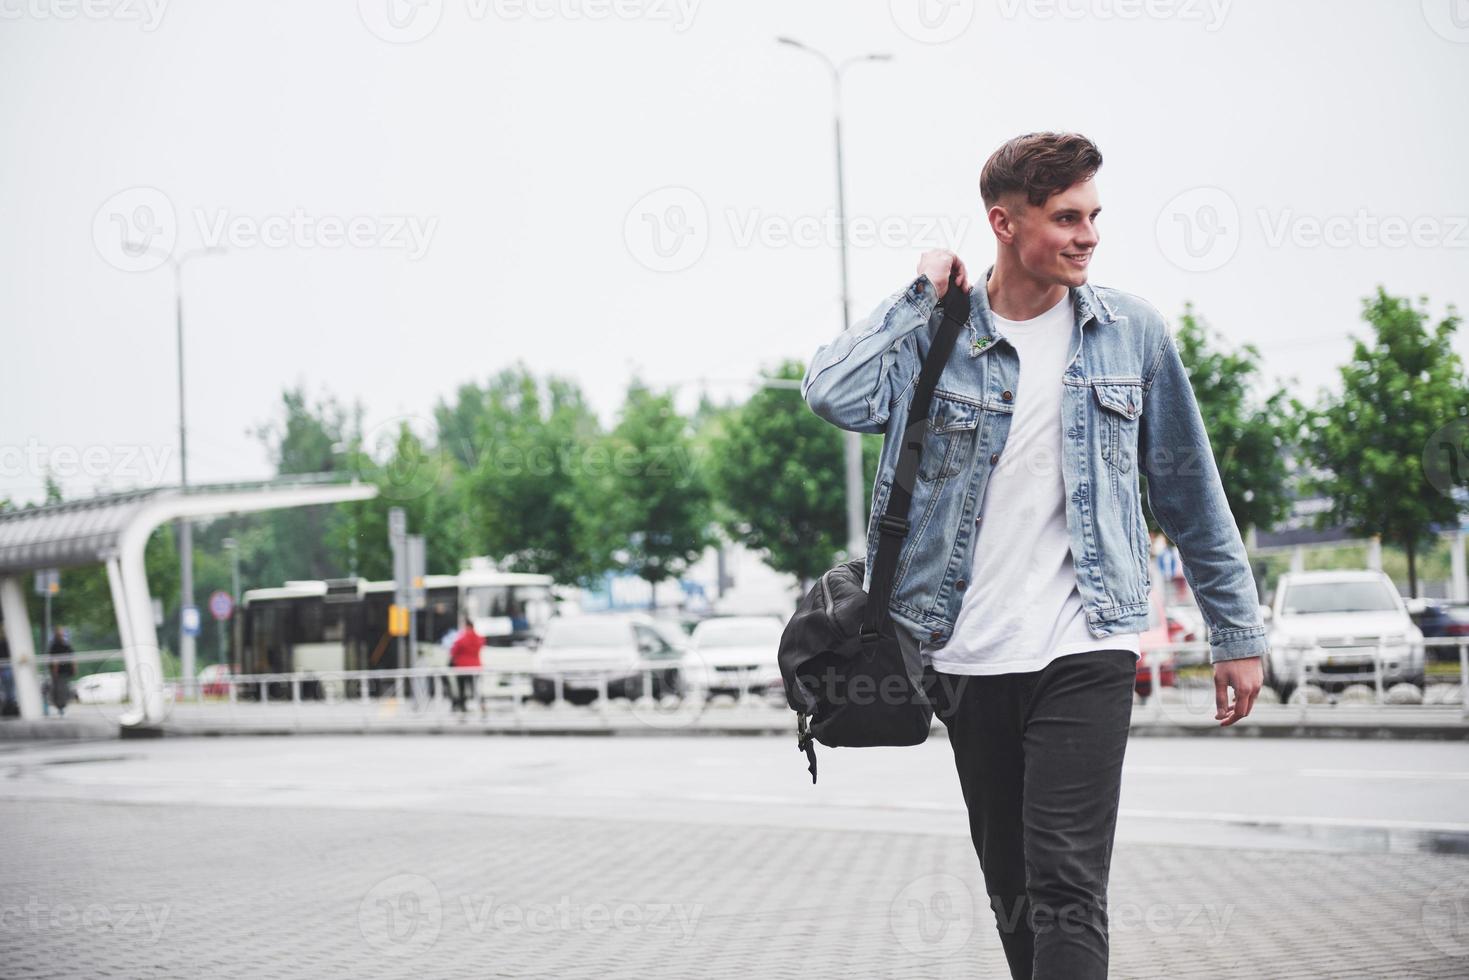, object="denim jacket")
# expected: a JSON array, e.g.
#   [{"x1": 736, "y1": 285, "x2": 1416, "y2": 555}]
[{"x1": 801, "y1": 264, "x2": 1268, "y2": 665}]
